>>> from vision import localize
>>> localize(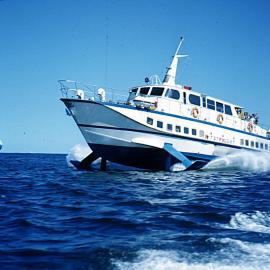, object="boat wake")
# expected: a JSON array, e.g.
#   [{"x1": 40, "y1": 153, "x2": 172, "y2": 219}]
[
  {"x1": 205, "y1": 150, "x2": 270, "y2": 172},
  {"x1": 113, "y1": 235, "x2": 270, "y2": 270},
  {"x1": 223, "y1": 211, "x2": 270, "y2": 234}
]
